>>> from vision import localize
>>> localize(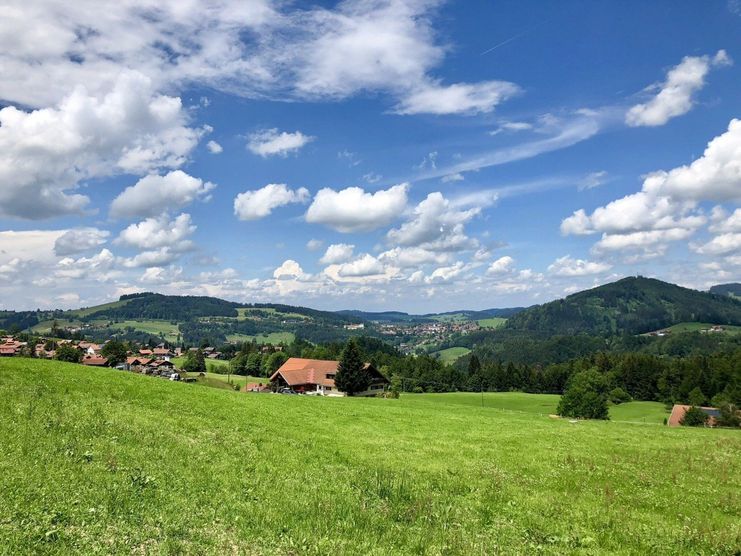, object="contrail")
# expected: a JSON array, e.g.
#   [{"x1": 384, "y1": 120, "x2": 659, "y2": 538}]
[
  {"x1": 480, "y1": 31, "x2": 529, "y2": 56},
  {"x1": 480, "y1": 22, "x2": 546, "y2": 56}
]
